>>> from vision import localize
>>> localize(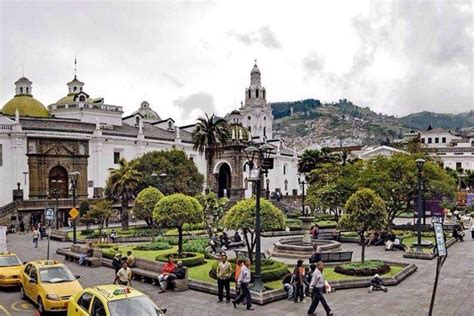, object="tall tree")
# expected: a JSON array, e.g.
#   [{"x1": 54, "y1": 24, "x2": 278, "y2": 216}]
[
  {"x1": 196, "y1": 192, "x2": 229, "y2": 238},
  {"x1": 134, "y1": 187, "x2": 164, "y2": 226},
  {"x1": 223, "y1": 198, "x2": 285, "y2": 263},
  {"x1": 106, "y1": 158, "x2": 141, "y2": 231},
  {"x1": 154, "y1": 194, "x2": 204, "y2": 256},
  {"x1": 192, "y1": 114, "x2": 230, "y2": 188},
  {"x1": 134, "y1": 149, "x2": 204, "y2": 196},
  {"x1": 339, "y1": 188, "x2": 388, "y2": 263},
  {"x1": 298, "y1": 148, "x2": 336, "y2": 173},
  {"x1": 85, "y1": 199, "x2": 114, "y2": 234}
]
